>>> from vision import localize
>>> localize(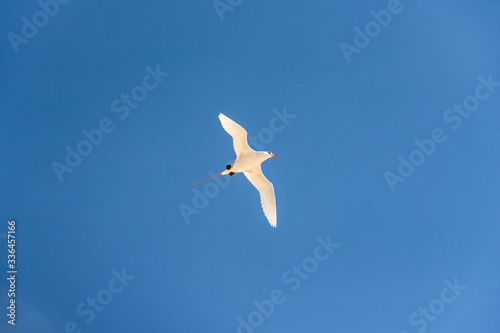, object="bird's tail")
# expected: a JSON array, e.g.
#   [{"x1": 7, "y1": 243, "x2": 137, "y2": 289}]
[{"x1": 192, "y1": 170, "x2": 229, "y2": 186}]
